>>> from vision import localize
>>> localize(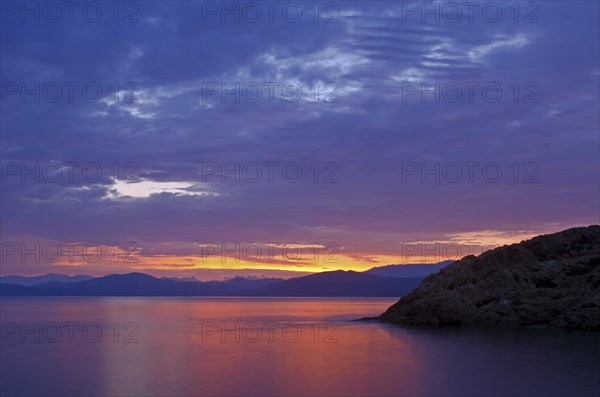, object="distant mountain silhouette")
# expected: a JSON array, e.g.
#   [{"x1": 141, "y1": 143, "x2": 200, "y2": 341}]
[
  {"x1": 0, "y1": 273, "x2": 93, "y2": 286},
  {"x1": 0, "y1": 273, "x2": 239, "y2": 296},
  {"x1": 0, "y1": 271, "x2": 423, "y2": 297},
  {"x1": 365, "y1": 261, "x2": 454, "y2": 278},
  {"x1": 253, "y1": 270, "x2": 424, "y2": 297},
  {"x1": 163, "y1": 276, "x2": 198, "y2": 282},
  {"x1": 221, "y1": 276, "x2": 285, "y2": 290}
]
